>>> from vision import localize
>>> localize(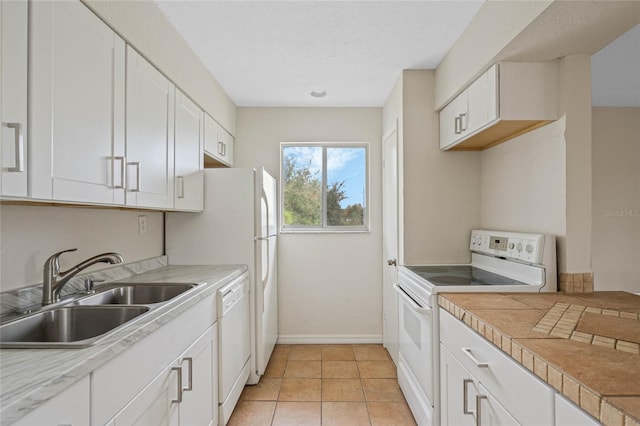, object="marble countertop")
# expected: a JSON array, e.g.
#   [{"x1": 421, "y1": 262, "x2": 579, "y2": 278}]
[
  {"x1": 0, "y1": 263, "x2": 247, "y2": 425},
  {"x1": 438, "y1": 292, "x2": 640, "y2": 426}
]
